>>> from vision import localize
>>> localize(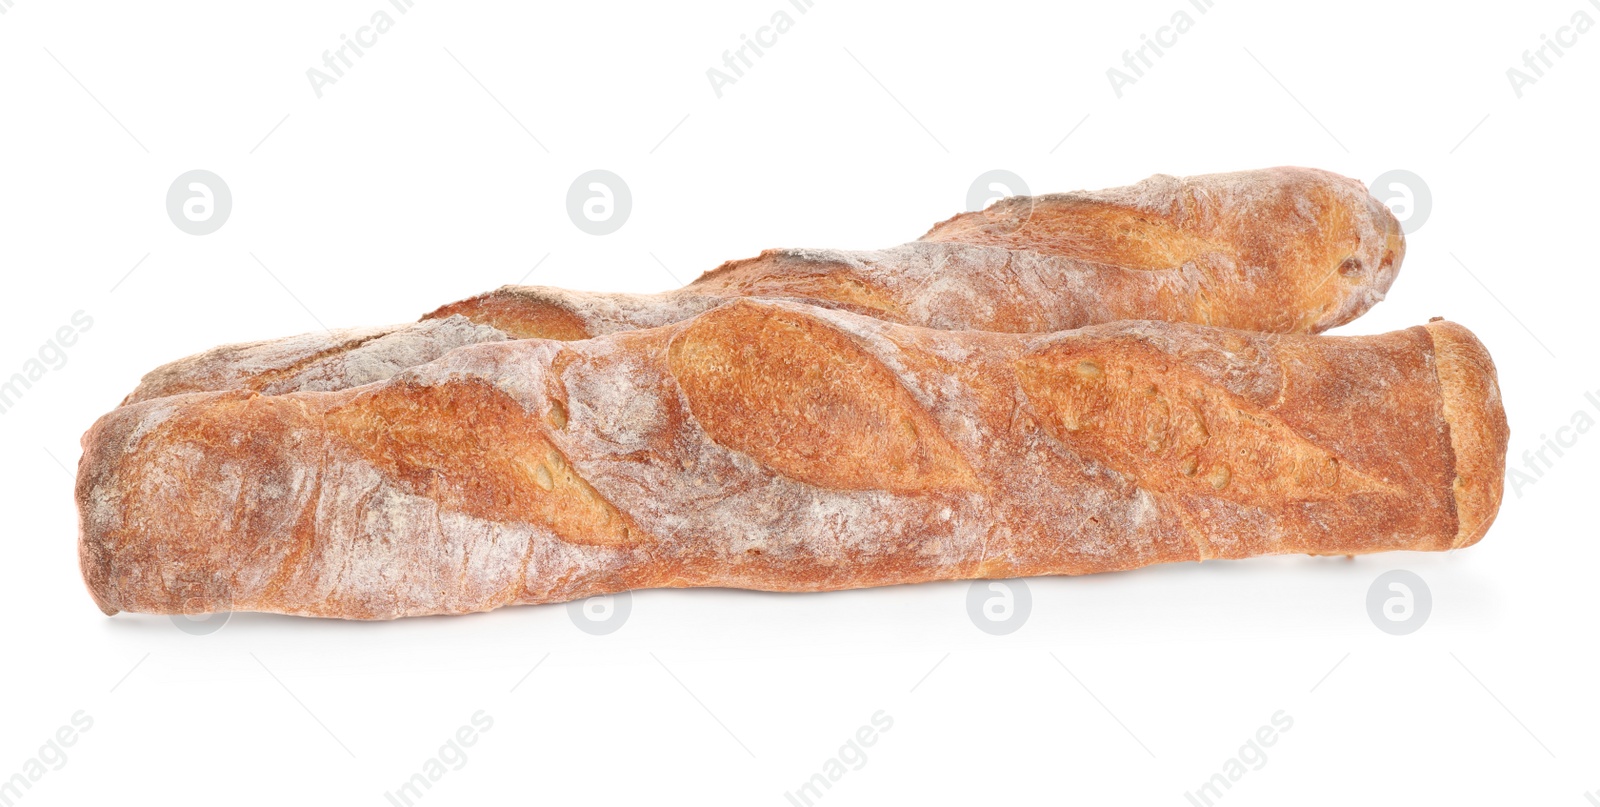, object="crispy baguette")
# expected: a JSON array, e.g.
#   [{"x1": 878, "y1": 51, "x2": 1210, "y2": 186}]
[
  {"x1": 78, "y1": 302, "x2": 1504, "y2": 620},
  {"x1": 122, "y1": 166, "x2": 1403, "y2": 405}
]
